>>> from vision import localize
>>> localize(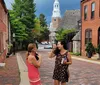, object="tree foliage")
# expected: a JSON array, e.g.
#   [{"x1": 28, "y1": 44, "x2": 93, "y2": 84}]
[
  {"x1": 39, "y1": 14, "x2": 47, "y2": 27},
  {"x1": 33, "y1": 18, "x2": 41, "y2": 39},
  {"x1": 9, "y1": 0, "x2": 36, "y2": 43},
  {"x1": 39, "y1": 27, "x2": 50, "y2": 41},
  {"x1": 56, "y1": 28, "x2": 76, "y2": 41},
  {"x1": 9, "y1": 10, "x2": 28, "y2": 42},
  {"x1": 38, "y1": 14, "x2": 49, "y2": 41},
  {"x1": 9, "y1": 0, "x2": 50, "y2": 48}
]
